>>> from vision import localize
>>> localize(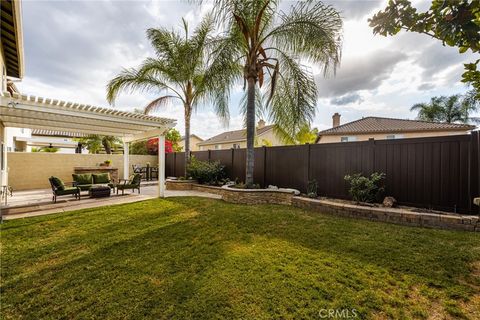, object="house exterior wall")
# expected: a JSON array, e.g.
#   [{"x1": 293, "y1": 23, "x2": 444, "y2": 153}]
[
  {"x1": 198, "y1": 128, "x2": 285, "y2": 150},
  {"x1": 179, "y1": 135, "x2": 203, "y2": 152},
  {"x1": 317, "y1": 130, "x2": 471, "y2": 143},
  {"x1": 7, "y1": 152, "x2": 159, "y2": 190}
]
